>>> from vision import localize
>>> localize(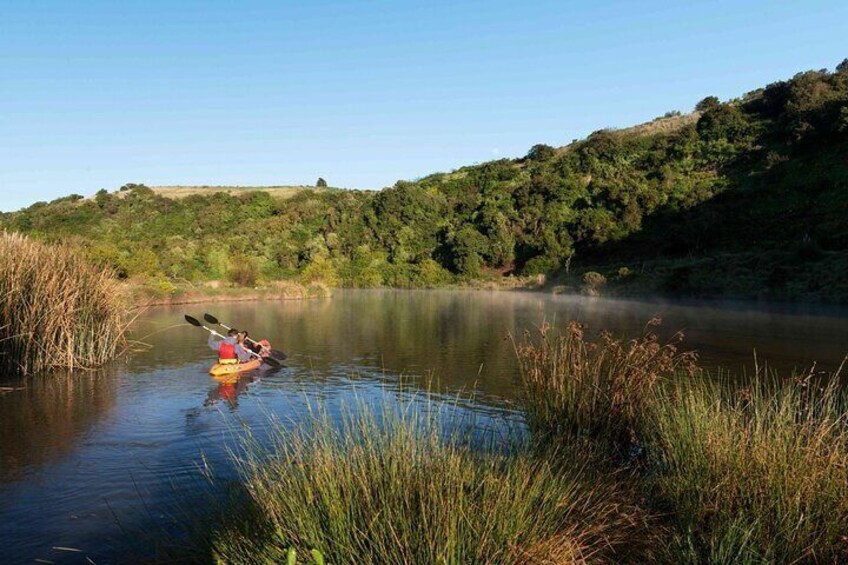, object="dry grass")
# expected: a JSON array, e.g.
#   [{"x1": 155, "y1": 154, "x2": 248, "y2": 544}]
[
  {"x1": 148, "y1": 185, "x2": 331, "y2": 199},
  {"x1": 0, "y1": 232, "x2": 129, "y2": 375}
]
